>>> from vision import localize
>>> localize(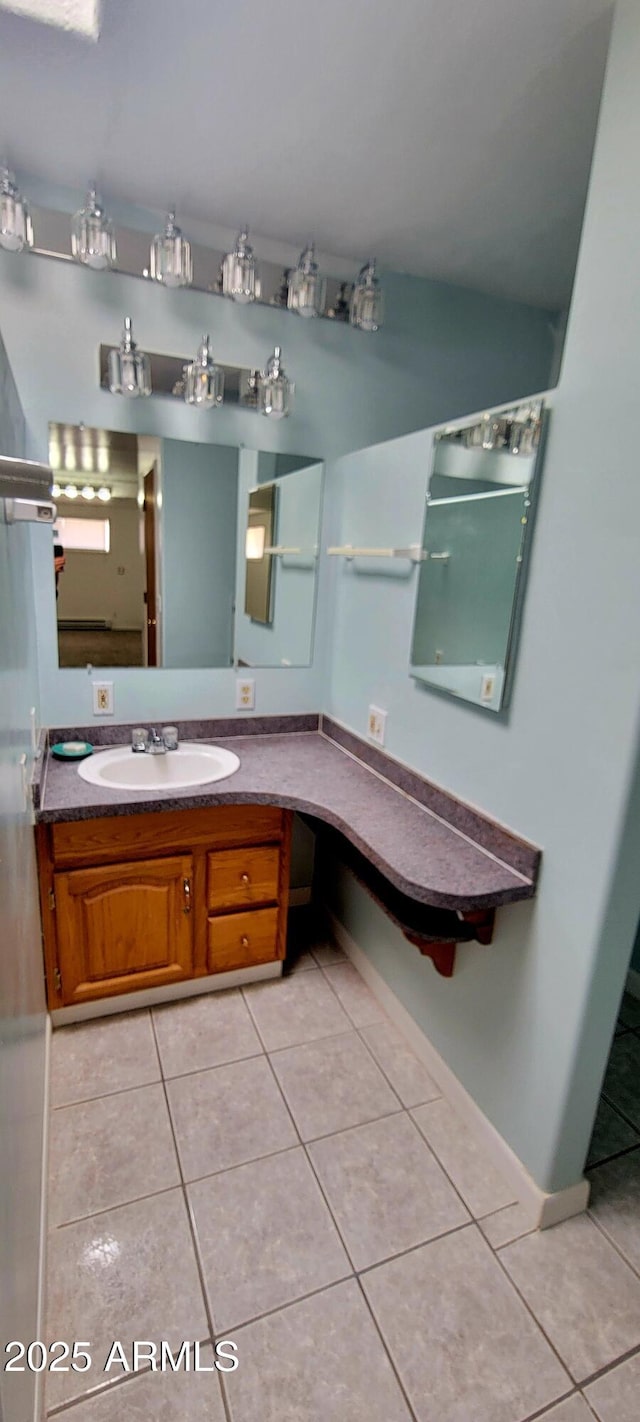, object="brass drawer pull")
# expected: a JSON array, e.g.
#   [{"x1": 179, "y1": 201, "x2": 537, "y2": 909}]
[
  {"x1": 241, "y1": 872, "x2": 250, "y2": 885},
  {"x1": 241, "y1": 935, "x2": 250, "y2": 947},
  {"x1": 183, "y1": 877, "x2": 191, "y2": 914}
]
